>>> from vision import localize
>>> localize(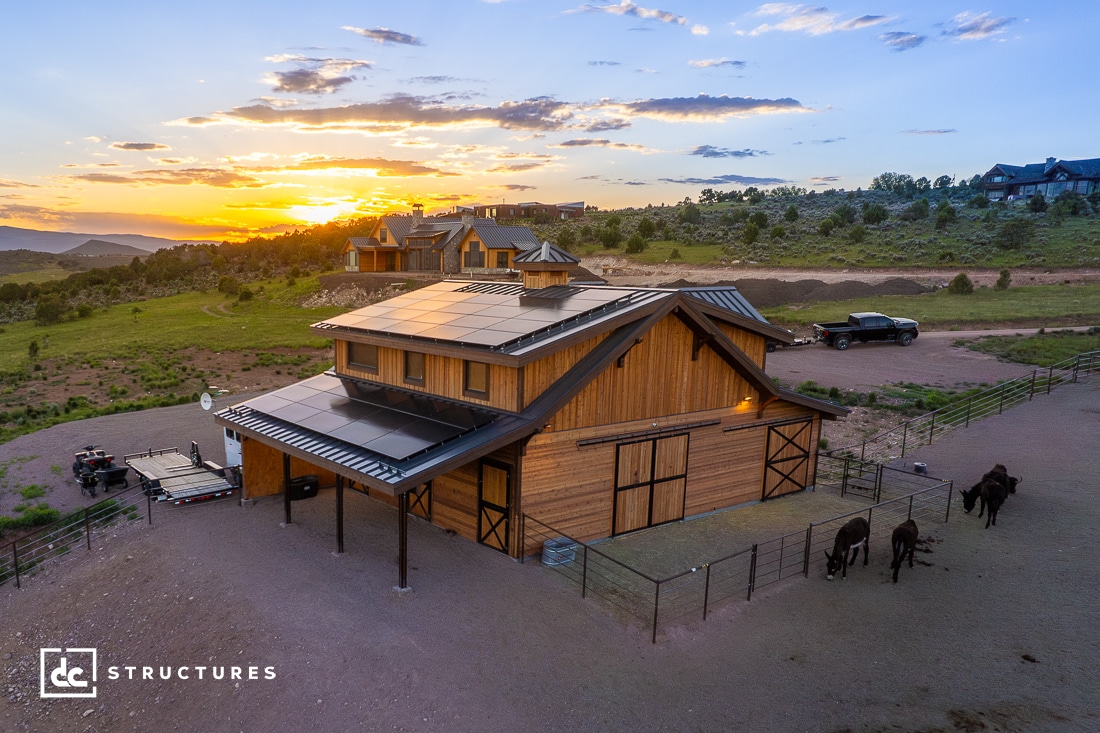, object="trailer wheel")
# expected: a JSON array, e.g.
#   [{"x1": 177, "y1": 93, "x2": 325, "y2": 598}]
[
  {"x1": 765, "y1": 342, "x2": 777, "y2": 353},
  {"x1": 898, "y1": 331, "x2": 914, "y2": 347},
  {"x1": 834, "y1": 335, "x2": 851, "y2": 351}
]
